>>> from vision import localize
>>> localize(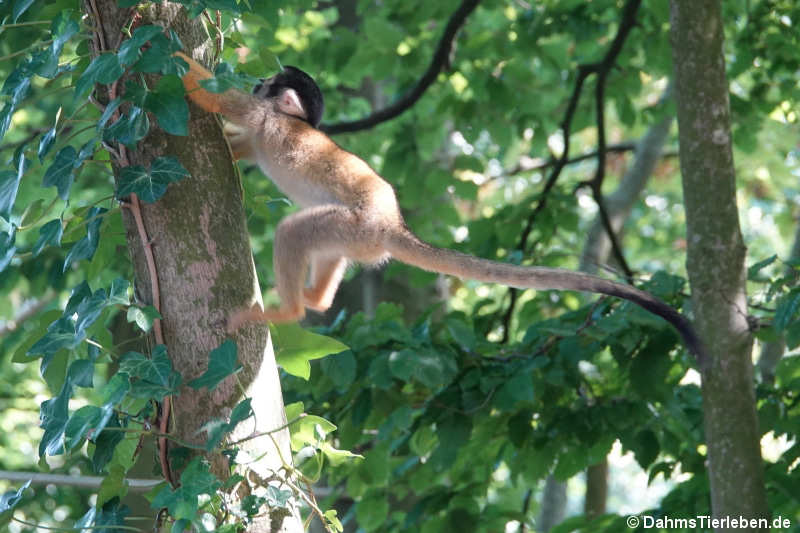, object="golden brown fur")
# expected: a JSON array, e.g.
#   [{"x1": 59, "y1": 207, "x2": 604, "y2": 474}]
[{"x1": 175, "y1": 52, "x2": 705, "y2": 362}]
